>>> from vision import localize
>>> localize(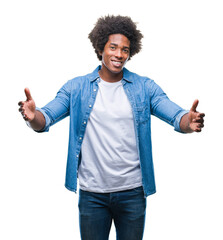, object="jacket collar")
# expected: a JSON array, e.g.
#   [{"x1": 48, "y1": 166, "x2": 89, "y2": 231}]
[{"x1": 89, "y1": 65, "x2": 133, "y2": 83}]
